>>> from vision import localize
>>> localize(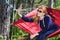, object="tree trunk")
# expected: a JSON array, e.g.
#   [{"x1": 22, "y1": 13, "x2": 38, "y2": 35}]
[
  {"x1": 0, "y1": 0, "x2": 10, "y2": 40},
  {"x1": 48, "y1": 0, "x2": 54, "y2": 8}
]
